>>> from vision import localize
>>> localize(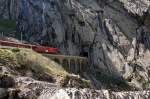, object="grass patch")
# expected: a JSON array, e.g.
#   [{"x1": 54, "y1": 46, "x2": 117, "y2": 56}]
[
  {"x1": 0, "y1": 48, "x2": 91, "y2": 88},
  {"x1": 143, "y1": 82, "x2": 150, "y2": 89},
  {"x1": 0, "y1": 49, "x2": 18, "y2": 68},
  {"x1": 15, "y1": 49, "x2": 68, "y2": 82},
  {"x1": 0, "y1": 19, "x2": 16, "y2": 32}
]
